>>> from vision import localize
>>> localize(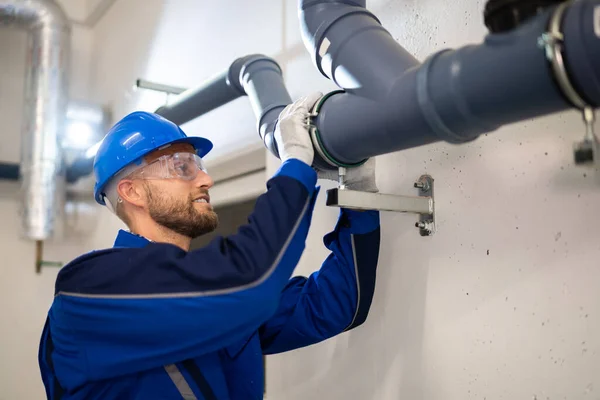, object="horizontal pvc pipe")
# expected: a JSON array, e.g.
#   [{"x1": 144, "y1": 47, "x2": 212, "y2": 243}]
[
  {"x1": 159, "y1": 54, "x2": 292, "y2": 158},
  {"x1": 302, "y1": 0, "x2": 600, "y2": 165},
  {"x1": 70, "y1": 55, "x2": 292, "y2": 182},
  {"x1": 75, "y1": 1, "x2": 600, "y2": 177},
  {"x1": 155, "y1": 70, "x2": 244, "y2": 125},
  {"x1": 154, "y1": 54, "x2": 291, "y2": 158}
]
